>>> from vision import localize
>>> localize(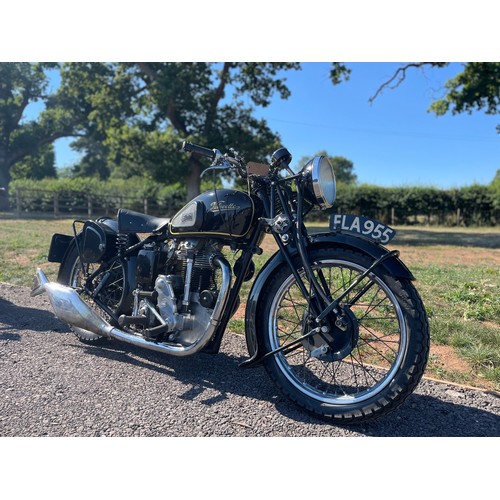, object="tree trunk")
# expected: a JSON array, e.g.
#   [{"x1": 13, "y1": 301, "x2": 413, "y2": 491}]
[
  {"x1": 0, "y1": 150, "x2": 11, "y2": 210},
  {"x1": 186, "y1": 158, "x2": 201, "y2": 201},
  {"x1": 0, "y1": 146, "x2": 11, "y2": 191}
]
